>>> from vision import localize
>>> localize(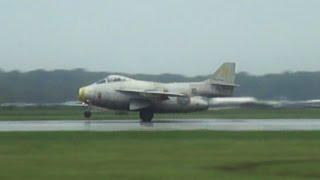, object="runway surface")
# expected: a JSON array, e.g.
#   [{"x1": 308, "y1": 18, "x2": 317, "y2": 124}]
[{"x1": 0, "y1": 119, "x2": 320, "y2": 131}]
